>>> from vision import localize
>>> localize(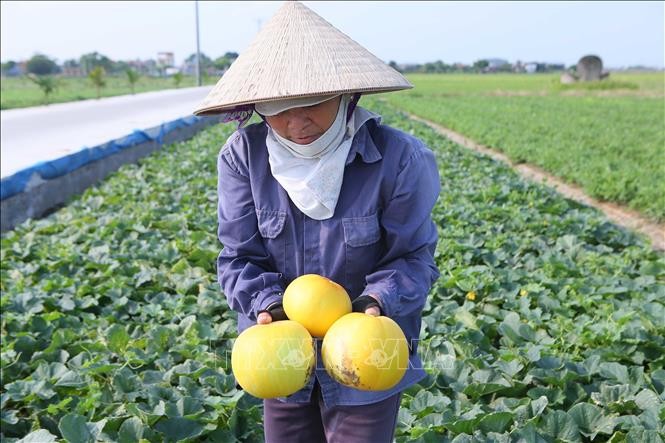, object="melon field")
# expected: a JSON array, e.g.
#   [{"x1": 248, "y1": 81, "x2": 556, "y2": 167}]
[{"x1": 1, "y1": 91, "x2": 664, "y2": 441}]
